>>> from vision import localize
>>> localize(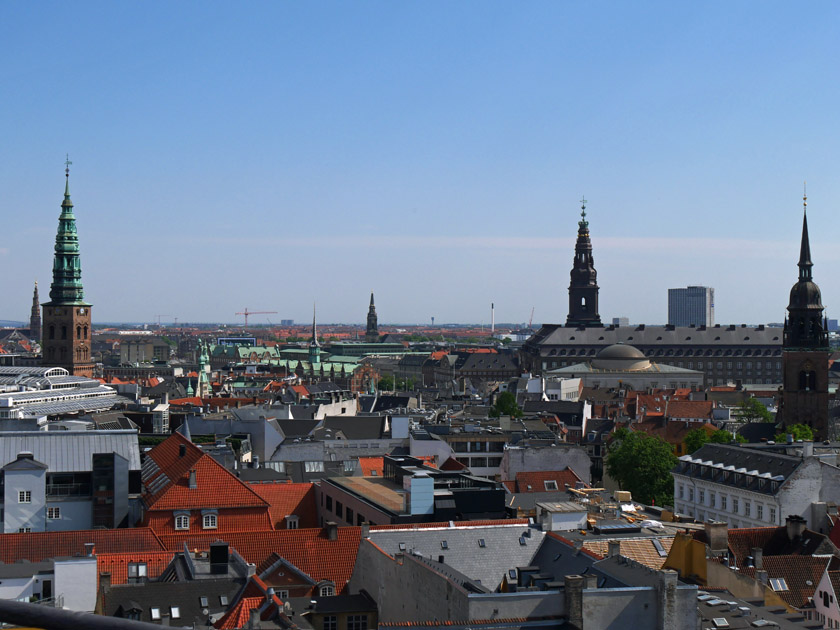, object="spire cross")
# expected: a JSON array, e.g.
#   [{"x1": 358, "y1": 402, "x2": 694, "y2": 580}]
[
  {"x1": 64, "y1": 154, "x2": 72, "y2": 177},
  {"x1": 803, "y1": 181, "x2": 807, "y2": 212}
]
